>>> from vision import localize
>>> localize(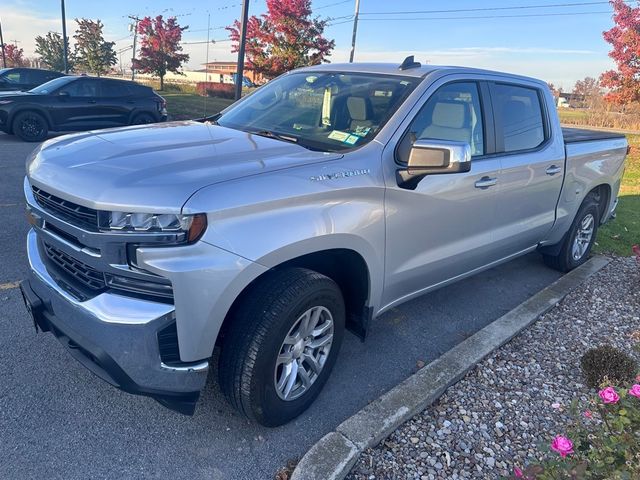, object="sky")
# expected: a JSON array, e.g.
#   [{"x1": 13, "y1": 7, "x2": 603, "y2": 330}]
[{"x1": 0, "y1": 0, "x2": 624, "y2": 90}]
